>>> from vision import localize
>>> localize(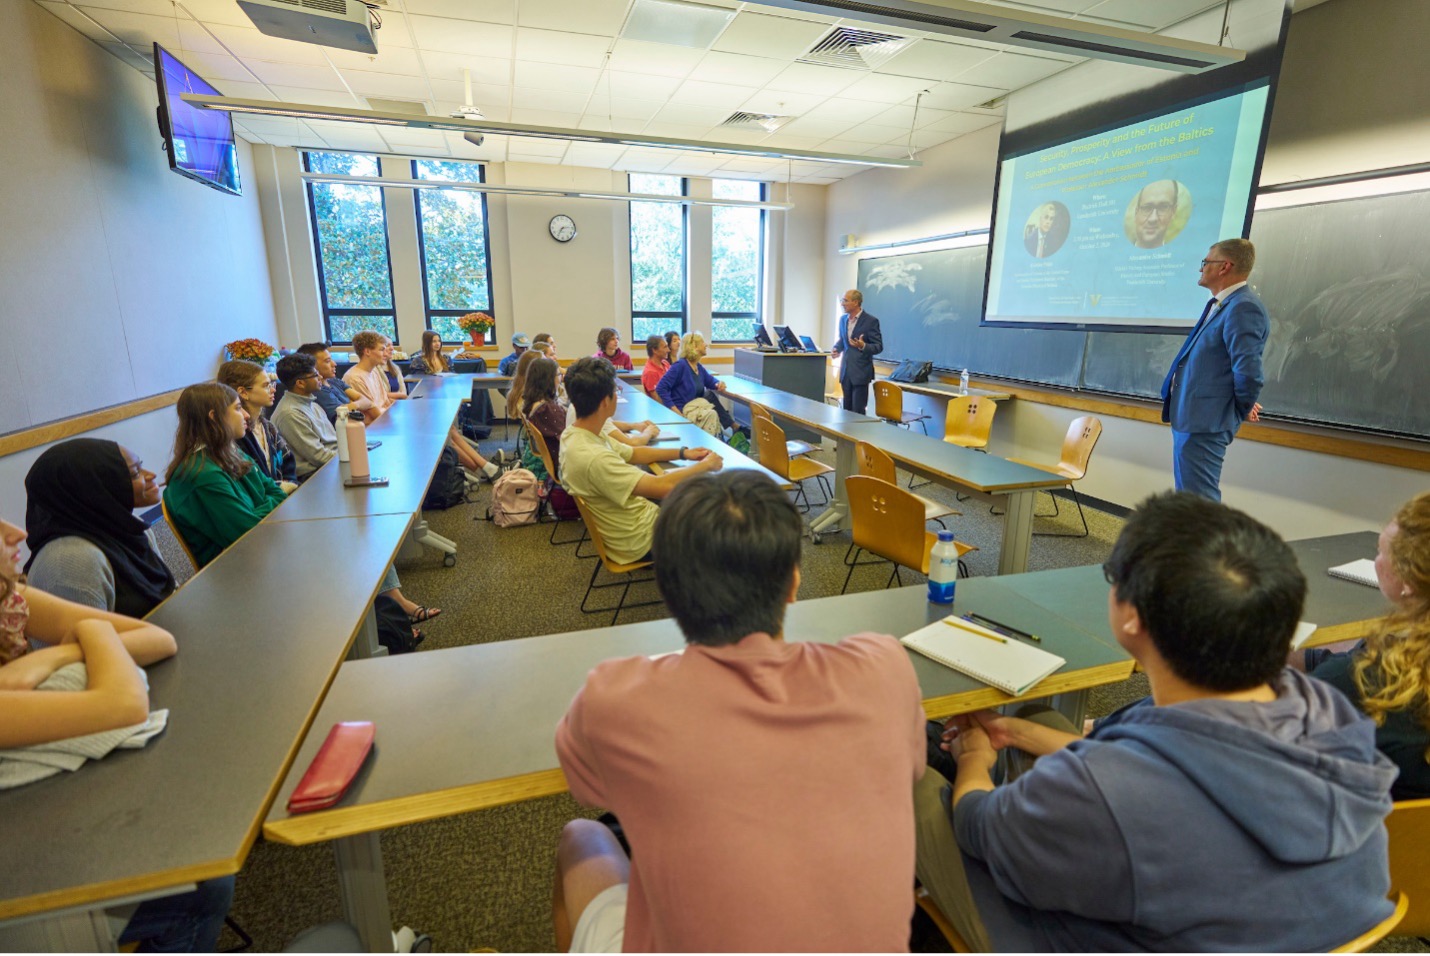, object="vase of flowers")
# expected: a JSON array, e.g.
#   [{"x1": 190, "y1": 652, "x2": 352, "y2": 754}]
[
  {"x1": 457, "y1": 312, "x2": 493, "y2": 345},
  {"x1": 224, "y1": 338, "x2": 276, "y2": 367}
]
